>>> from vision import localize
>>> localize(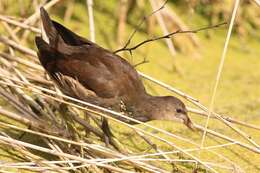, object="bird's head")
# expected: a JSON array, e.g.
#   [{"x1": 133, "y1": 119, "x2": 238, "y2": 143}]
[{"x1": 149, "y1": 96, "x2": 196, "y2": 130}]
